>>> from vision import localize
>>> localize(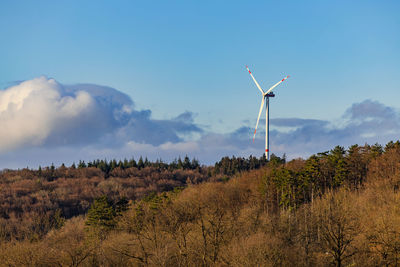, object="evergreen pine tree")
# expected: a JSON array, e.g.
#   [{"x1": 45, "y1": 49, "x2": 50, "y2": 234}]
[
  {"x1": 86, "y1": 196, "x2": 117, "y2": 230},
  {"x1": 177, "y1": 157, "x2": 183, "y2": 169},
  {"x1": 129, "y1": 157, "x2": 137, "y2": 168},
  {"x1": 138, "y1": 156, "x2": 144, "y2": 169},
  {"x1": 183, "y1": 155, "x2": 191, "y2": 170}
]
